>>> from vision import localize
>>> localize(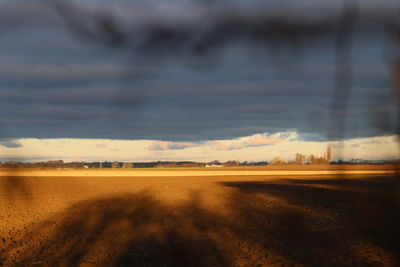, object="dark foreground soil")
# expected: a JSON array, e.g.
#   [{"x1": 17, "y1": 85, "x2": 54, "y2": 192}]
[{"x1": 0, "y1": 173, "x2": 399, "y2": 266}]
